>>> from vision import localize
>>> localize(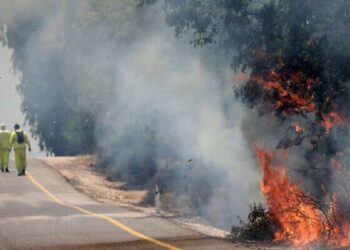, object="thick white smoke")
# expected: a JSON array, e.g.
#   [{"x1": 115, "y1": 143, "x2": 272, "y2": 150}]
[
  {"x1": 0, "y1": 41, "x2": 42, "y2": 155},
  {"x1": 0, "y1": 0, "x2": 262, "y2": 228}
]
